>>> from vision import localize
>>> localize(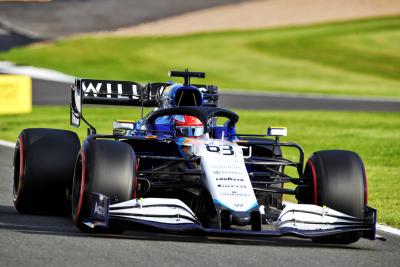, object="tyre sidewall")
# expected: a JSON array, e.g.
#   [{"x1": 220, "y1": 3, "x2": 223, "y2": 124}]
[{"x1": 72, "y1": 139, "x2": 136, "y2": 232}]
